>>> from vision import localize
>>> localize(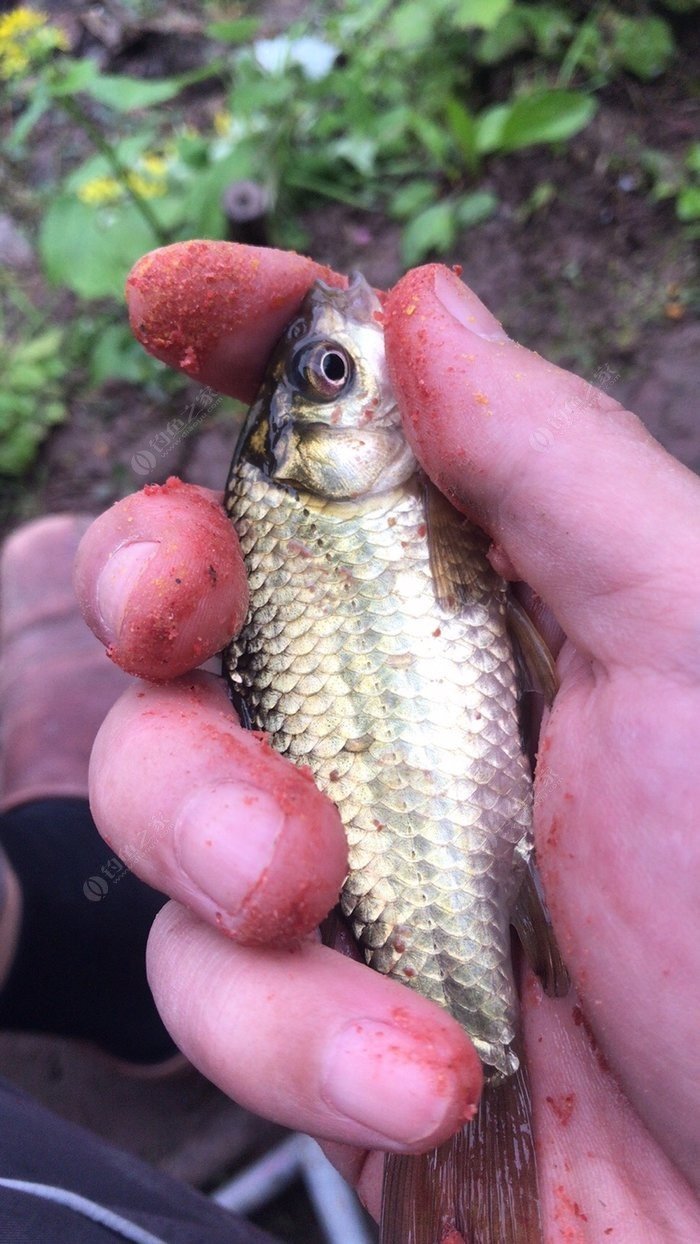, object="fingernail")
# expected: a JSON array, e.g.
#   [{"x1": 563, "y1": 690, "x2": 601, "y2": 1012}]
[
  {"x1": 435, "y1": 268, "x2": 510, "y2": 341},
  {"x1": 174, "y1": 781, "x2": 284, "y2": 914},
  {"x1": 322, "y1": 1018, "x2": 473, "y2": 1145},
  {"x1": 96, "y1": 541, "x2": 160, "y2": 641}
]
